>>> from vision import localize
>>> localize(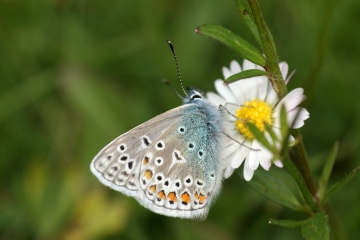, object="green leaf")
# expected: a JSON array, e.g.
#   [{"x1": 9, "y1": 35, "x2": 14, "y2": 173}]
[
  {"x1": 269, "y1": 218, "x2": 307, "y2": 228},
  {"x1": 238, "y1": 168, "x2": 306, "y2": 212},
  {"x1": 235, "y1": 0, "x2": 263, "y2": 50},
  {"x1": 247, "y1": 123, "x2": 275, "y2": 153},
  {"x1": 224, "y1": 69, "x2": 266, "y2": 85},
  {"x1": 318, "y1": 142, "x2": 339, "y2": 203},
  {"x1": 324, "y1": 166, "x2": 360, "y2": 202},
  {"x1": 279, "y1": 104, "x2": 291, "y2": 157},
  {"x1": 282, "y1": 156, "x2": 319, "y2": 212},
  {"x1": 195, "y1": 23, "x2": 266, "y2": 67},
  {"x1": 280, "y1": 104, "x2": 288, "y2": 140},
  {"x1": 301, "y1": 213, "x2": 330, "y2": 240},
  {"x1": 265, "y1": 124, "x2": 279, "y2": 144}
]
